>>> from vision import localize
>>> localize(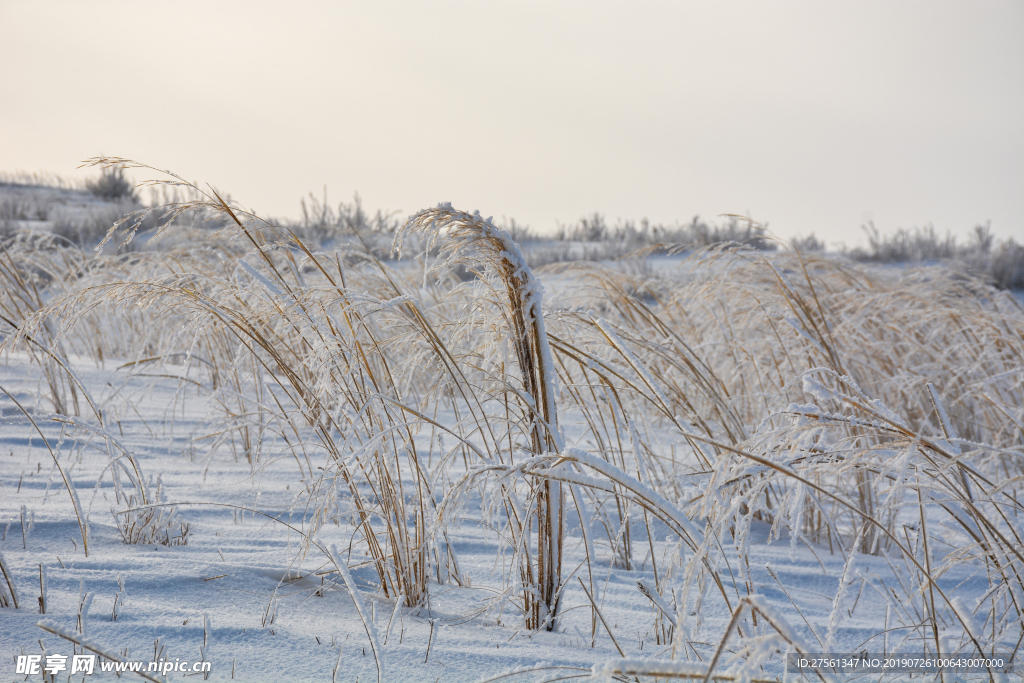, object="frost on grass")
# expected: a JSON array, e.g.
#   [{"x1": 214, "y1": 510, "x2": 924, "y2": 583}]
[{"x1": 1, "y1": 165, "x2": 1022, "y2": 681}]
